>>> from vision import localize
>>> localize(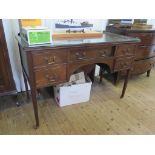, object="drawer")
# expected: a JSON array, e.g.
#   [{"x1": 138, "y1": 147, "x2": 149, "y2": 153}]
[
  {"x1": 69, "y1": 47, "x2": 97, "y2": 62},
  {"x1": 132, "y1": 57, "x2": 155, "y2": 75},
  {"x1": 35, "y1": 65, "x2": 66, "y2": 88},
  {"x1": 115, "y1": 44, "x2": 136, "y2": 57},
  {"x1": 135, "y1": 45, "x2": 155, "y2": 60},
  {"x1": 32, "y1": 49, "x2": 67, "y2": 68},
  {"x1": 114, "y1": 57, "x2": 134, "y2": 71},
  {"x1": 127, "y1": 33, "x2": 155, "y2": 45},
  {"x1": 69, "y1": 46, "x2": 113, "y2": 62}
]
